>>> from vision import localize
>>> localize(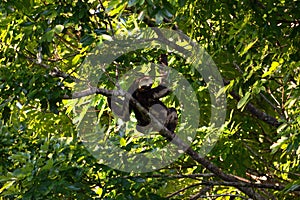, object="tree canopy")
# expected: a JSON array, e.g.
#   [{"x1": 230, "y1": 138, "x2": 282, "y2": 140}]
[{"x1": 0, "y1": 0, "x2": 299, "y2": 199}]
